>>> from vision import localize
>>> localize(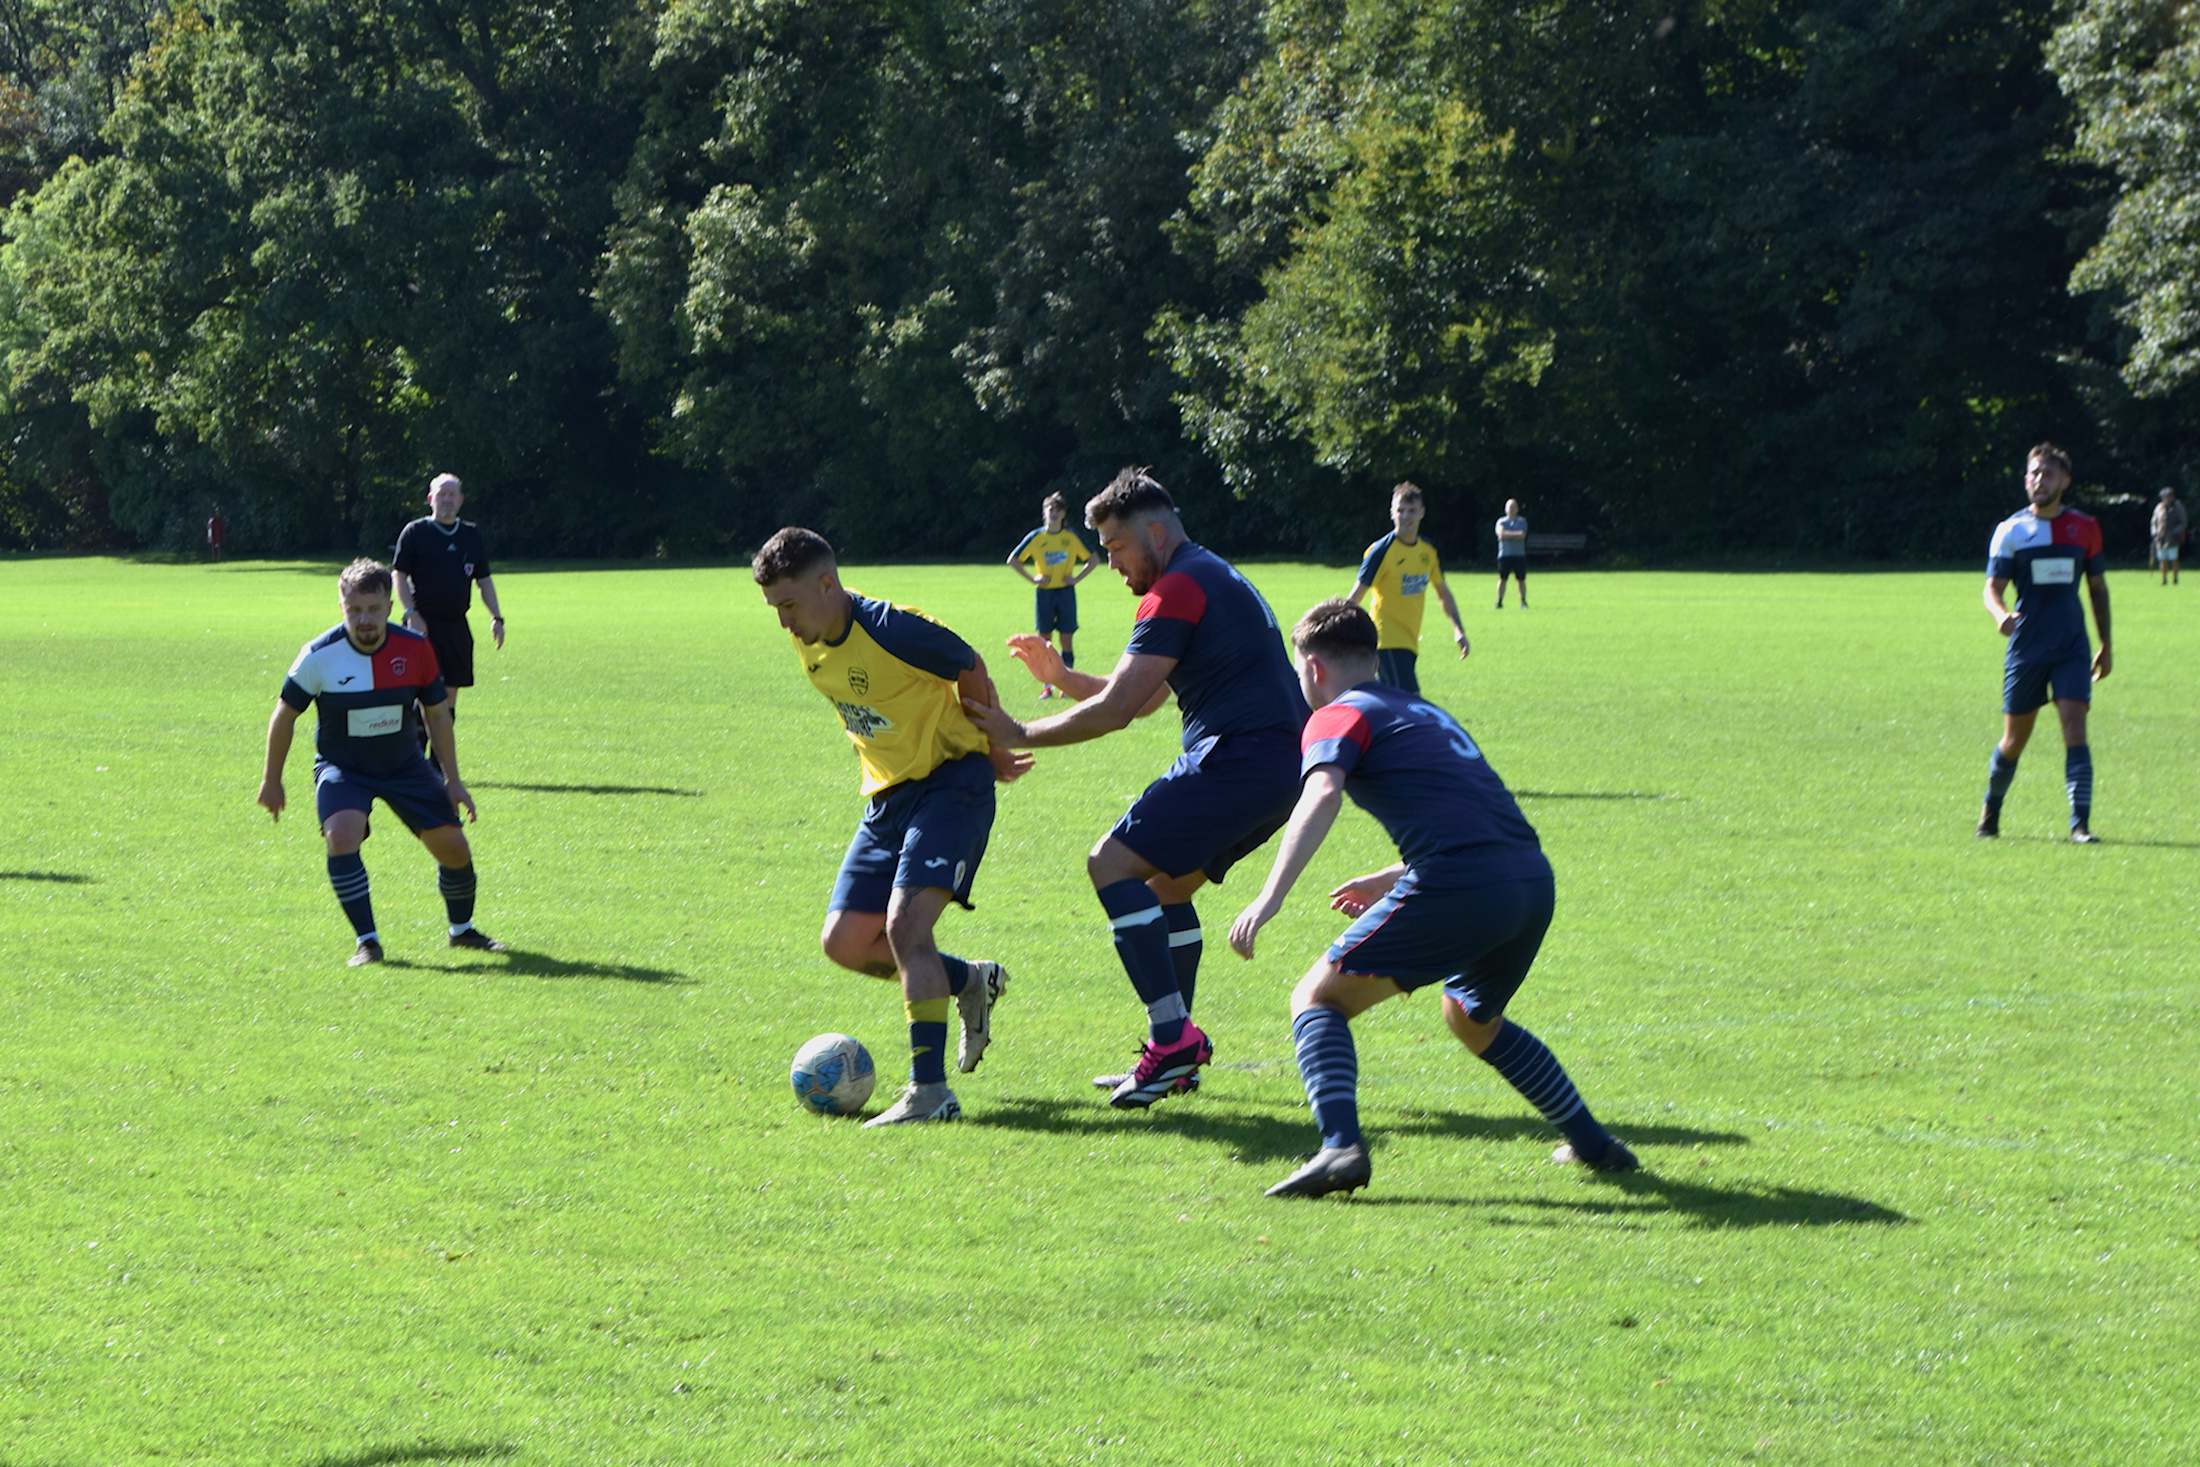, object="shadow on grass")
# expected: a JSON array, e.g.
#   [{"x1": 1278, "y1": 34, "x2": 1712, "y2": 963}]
[
  {"x1": 304, "y1": 1444, "x2": 516, "y2": 1467},
  {"x1": 0, "y1": 870, "x2": 94, "y2": 883},
  {"x1": 1386, "y1": 1113, "x2": 1748, "y2": 1149},
  {"x1": 382, "y1": 948, "x2": 688, "y2": 984},
  {"x1": 1513, "y1": 790, "x2": 1681, "y2": 802},
  {"x1": 1348, "y1": 1170, "x2": 1909, "y2": 1230},
  {"x1": 978, "y1": 1094, "x2": 1322, "y2": 1163},
  {"x1": 470, "y1": 781, "x2": 702, "y2": 798}
]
